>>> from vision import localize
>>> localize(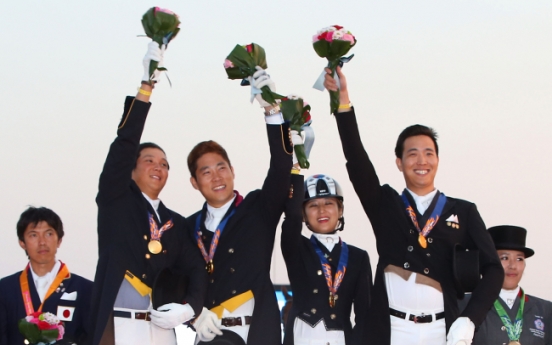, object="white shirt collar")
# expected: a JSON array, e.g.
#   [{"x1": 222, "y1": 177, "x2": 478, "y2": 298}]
[
  {"x1": 205, "y1": 194, "x2": 236, "y2": 232},
  {"x1": 30, "y1": 260, "x2": 61, "y2": 303},
  {"x1": 406, "y1": 188, "x2": 438, "y2": 215},
  {"x1": 499, "y1": 286, "x2": 521, "y2": 309},
  {"x1": 142, "y1": 192, "x2": 161, "y2": 220},
  {"x1": 313, "y1": 233, "x2": 340, "y2": 252}
]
